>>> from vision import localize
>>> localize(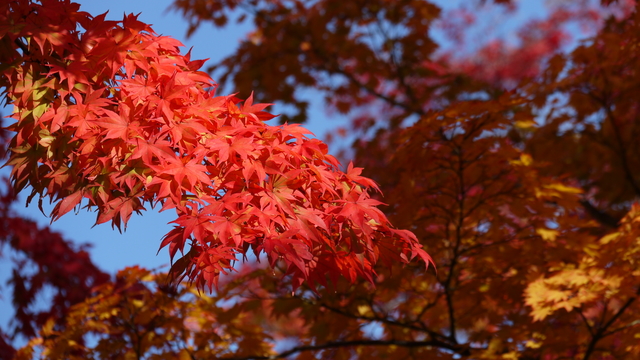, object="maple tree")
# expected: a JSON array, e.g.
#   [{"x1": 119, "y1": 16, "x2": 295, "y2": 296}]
[
  {"x1": 0, "y1": 0, "x2": 431, "y2": 293},
  {"x1": 3, "y1": 0, "x2": 640, "y2": 359}
]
